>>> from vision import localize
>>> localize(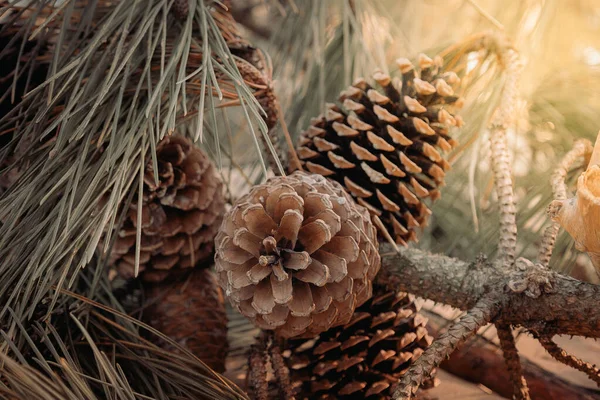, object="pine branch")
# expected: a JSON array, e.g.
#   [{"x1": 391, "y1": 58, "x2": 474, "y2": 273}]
[
  {"x1": 379, "y1": 244, "x2": 600, "y2": 339},
  {"x1": 489, "y1": 47, "x2": 521, "y2": 267},
  {"x1": 392, "y1": 295, "x2": 502, "y2": 399},
  {"x1": 536, "y1": 335, "x2": 600, "y2": 387},
  {"x1": 382, "y1": 244, "x2": 600, "y2": 396},
  {"x1": 496, "y1": 323, "x2": 531, "y2": 400},
  {"x1": 424, "y1": 310, "x2": 600, "y2": 400}
]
